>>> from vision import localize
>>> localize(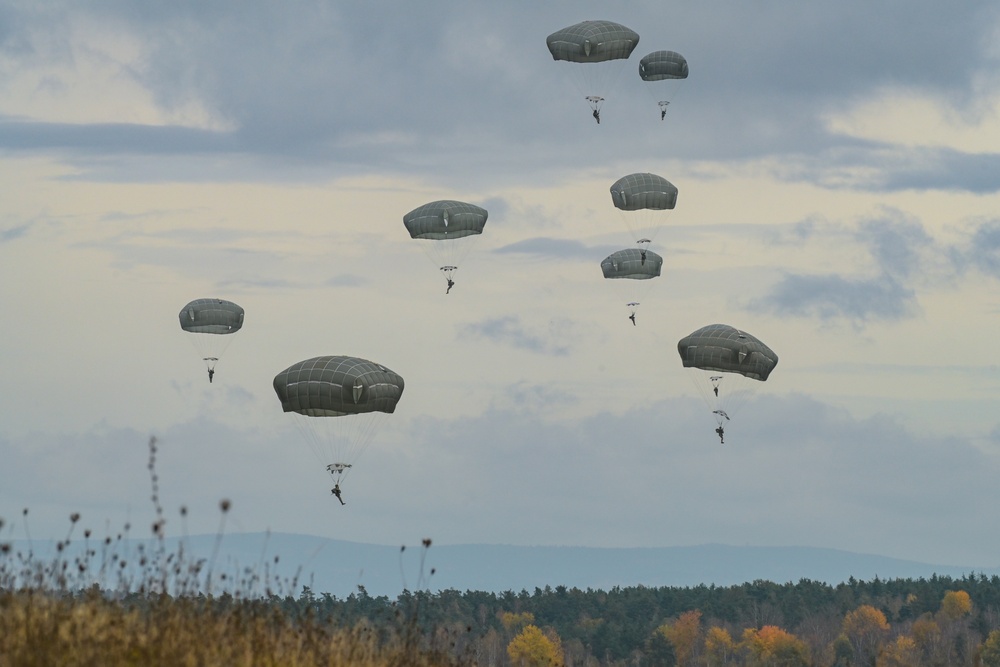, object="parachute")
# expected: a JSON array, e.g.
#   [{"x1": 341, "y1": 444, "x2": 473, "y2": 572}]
[
  {"x1": 638, "y1": 50, "x2": 689, "y2": 120},
  {"x1": 546, "y1": 20, "x2": 640, "y2": 122},
  {"x1": 677, "y1": 324, "x2": 778, "y2": 437},
  {"x1": 178, "y1": 298, "x2": 244, "y2": 383},
  {"x1": 403, "y1": 200, "x2": 488, "y2": 294},
  {"x1": 273, "y1": 355, "x2": 404, "y2": 489},
  {"x1": 601, "y1": 247, "x2": 663, "y2": 321},
  {"x1": 610, "y1": 172, "x2": 678, "y2": 245}
]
